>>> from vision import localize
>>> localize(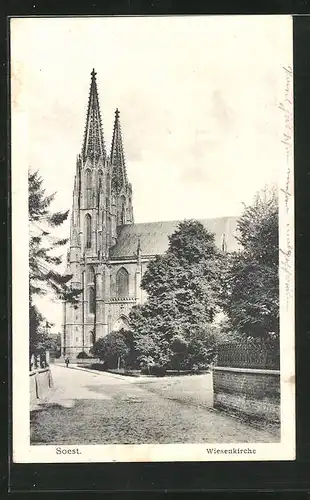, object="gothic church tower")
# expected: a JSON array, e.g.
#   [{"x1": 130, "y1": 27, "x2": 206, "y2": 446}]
[
  {"x1": 62, "y1": 69, "x2": 238, "y2": 357},
  {"x1": 62, "y1": 69, "x2": 133, "y2": 356}
]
